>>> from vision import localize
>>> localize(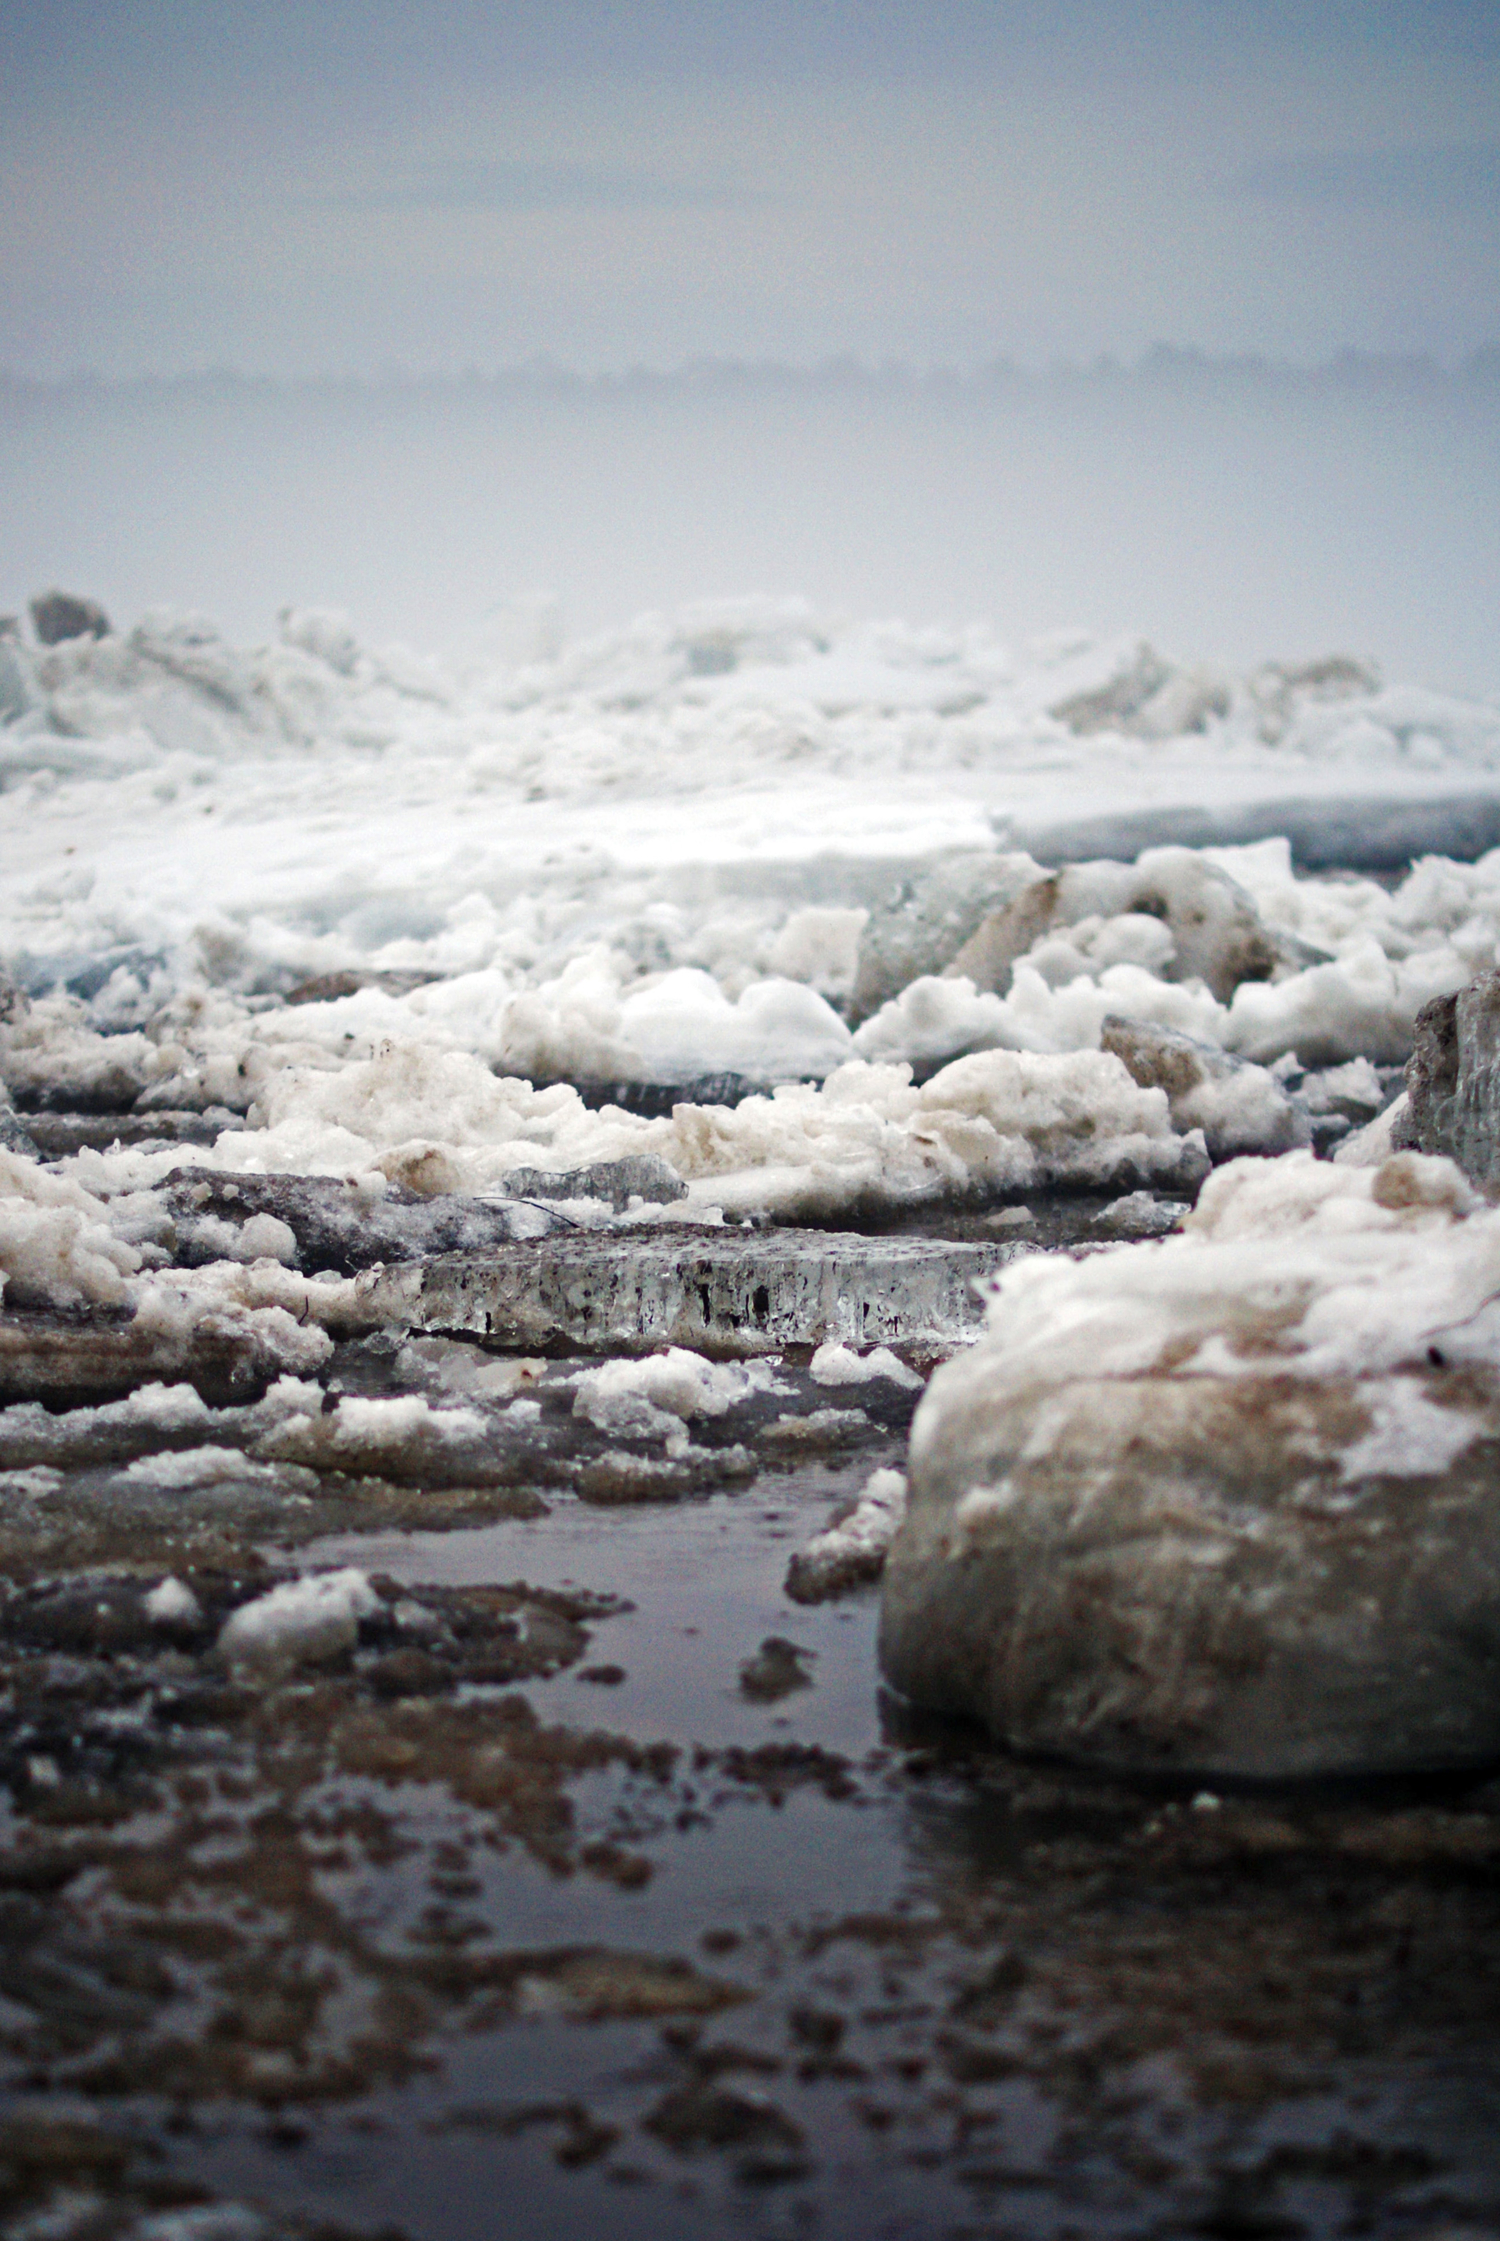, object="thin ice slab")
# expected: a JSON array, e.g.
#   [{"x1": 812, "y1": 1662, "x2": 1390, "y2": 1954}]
[
  {"x1": 0, "y1": 1312, "x2": 299, "y2": 1408},
  {"x1": 354, "y1": 1229, "x2": 1019, "y2": 1357}
]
